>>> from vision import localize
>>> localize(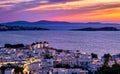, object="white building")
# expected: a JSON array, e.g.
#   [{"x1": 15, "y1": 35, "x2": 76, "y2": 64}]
[
  {"x1": 42, "y1": 59, "x2": 54, "y2": 68},
  {"x1": 52, "y1": 68, "x2": 88, "y2": 74},
  {"x1": 5, "y1": 68, "x2": 14, "y2": 74},
  {"x1": 28, "y1": 61, "x2": 43, "y2": 71},
  {"x1": 52, "y1": 68, "x2": 68, "y2": 74},
  {"x1": 68, "y1": 69, "x2": 88, "y2": 74}
]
